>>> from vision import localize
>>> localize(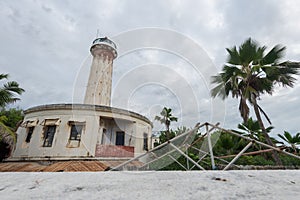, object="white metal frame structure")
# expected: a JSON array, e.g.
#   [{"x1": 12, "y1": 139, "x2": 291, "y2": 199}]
[{"x1": 111, "y1": 122, "x2": 300, "y2": 171}]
